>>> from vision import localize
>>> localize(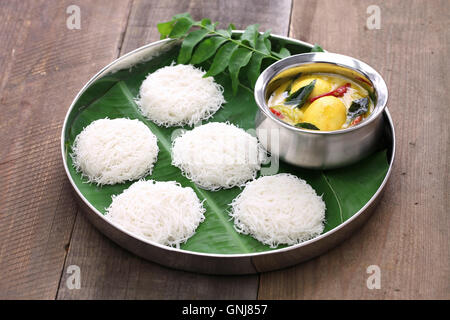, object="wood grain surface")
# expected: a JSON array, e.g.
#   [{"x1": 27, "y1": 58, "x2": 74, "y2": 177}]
[
  {"x1": 0, "y1": 0, "x2": 448, "y2": 300},
  {"x1": 0, "y1": 0, "x2": 133, "y2": 299}
]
